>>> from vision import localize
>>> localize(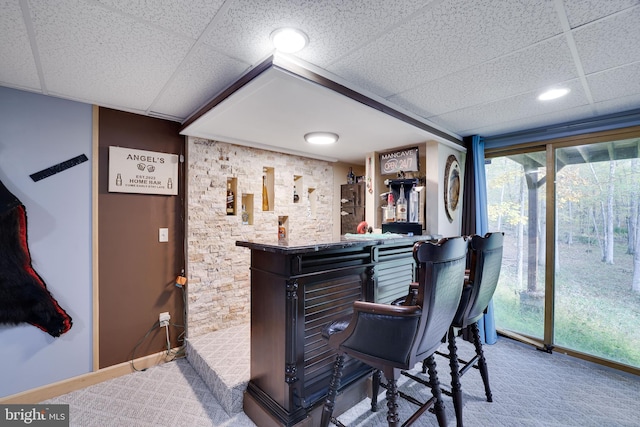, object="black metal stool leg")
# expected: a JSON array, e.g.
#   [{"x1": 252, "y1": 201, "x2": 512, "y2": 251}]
[
  {"x1": 321, "y1": 354, "x2": 345, "y2": 427},
  {"x1": 470, "y1": 322, "x2": 493, "y2": 402},
  {"x1": 371, "y1": 369, "x2": 382, "y2": 412},
  {"x1": 425, "y1": 354, "x2": 448, "y2": 427},
  {"x1": 448, "y1": 327, "x2": 464, "y2": 427}
]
